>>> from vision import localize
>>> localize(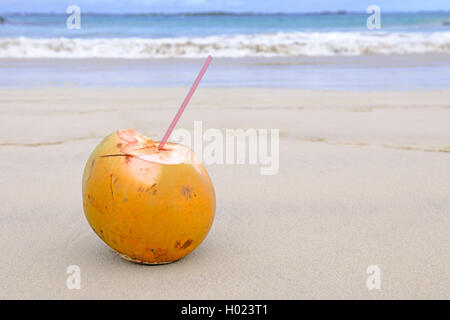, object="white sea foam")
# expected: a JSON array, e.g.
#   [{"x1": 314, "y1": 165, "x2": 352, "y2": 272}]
[{"x1": 1, "y1": 32, "x2": 450, "y2": 58}]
